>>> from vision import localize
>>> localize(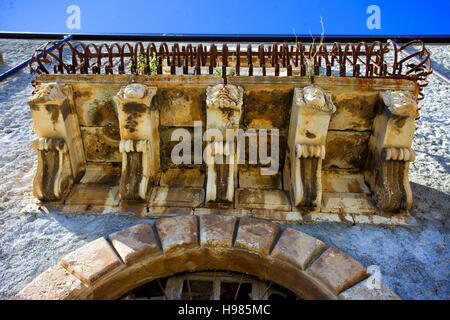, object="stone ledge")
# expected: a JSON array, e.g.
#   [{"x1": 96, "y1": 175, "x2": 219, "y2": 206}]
[
  {"x1": 155, "y1": 215, "x2": 198, "y2": 252},
  {"x1": 234, "y1": 217, "x2": 281, "y2": 255},
  {"x1": 200, "y1": 215, "x2": 236, "y2": 248},
  {"x1": 271, "y1": 228, "x2": 326, "y2": 270},
  {"x1": 14, "y1": 265, "x2": 88, "y2": 300},
  {"x1": 306, "y1": 247, "x2": 369, "y2": 295},
  {"x1": 60, "y1": 237, "x2": 124, "y2": 286},
  {"x1": 33, "y1": 201, "x2": 418, "y2": 227},
  {"x1": 339, "y1": 280, "x2": 400, "y2": 300},
  {"x1": 108, "y1": 223, "x2": 161, "y2": 264}
]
